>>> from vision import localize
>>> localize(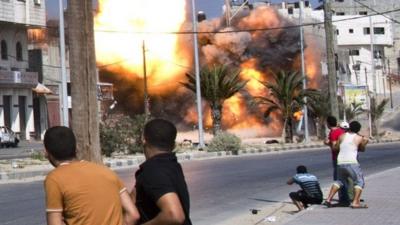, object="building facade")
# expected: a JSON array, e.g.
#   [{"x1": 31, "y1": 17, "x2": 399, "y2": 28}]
[
  {"x1": 331, "y1": 0, "x2": 400, "y2": 76},
  {"x1": 333, "y1": 15, "x2": 393, "y2": 95},
  {"x1": 0, "y1": 0, "x2": 46, "y2": 140}
]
